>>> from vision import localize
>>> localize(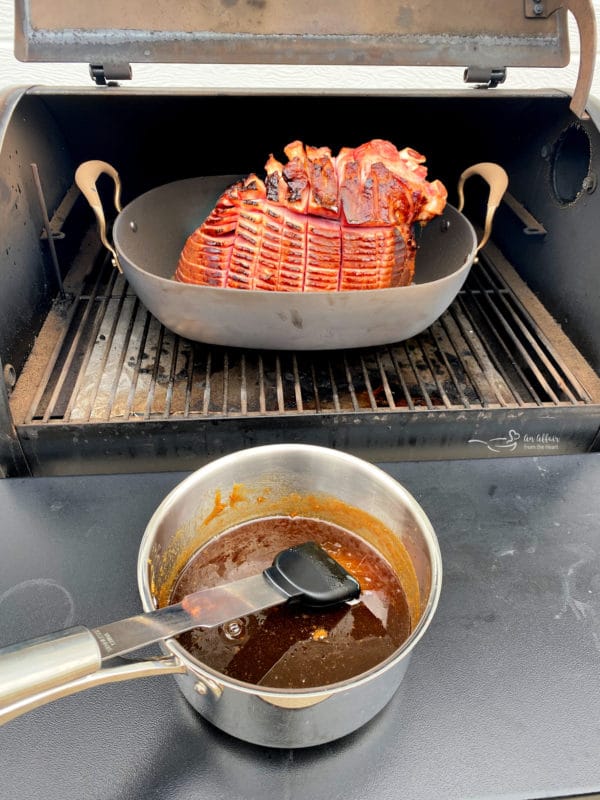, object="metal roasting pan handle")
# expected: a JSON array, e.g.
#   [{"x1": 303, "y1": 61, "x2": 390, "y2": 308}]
[
  {"x1": 0, "y1": 626, "x2": 185, "y2": 726},
  {"x1": 456, "y1": 162, "x2": 509, "y2": 254},
  {"x1": 75, "y1": 160, "x2": 124, "y2": 273}
]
